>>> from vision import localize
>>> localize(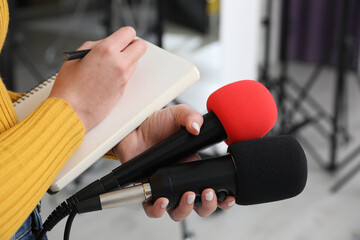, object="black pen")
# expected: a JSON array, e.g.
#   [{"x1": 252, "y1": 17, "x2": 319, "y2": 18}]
[{"x1": 62, "y1": 49, "x2": 91, "y2": 61}]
